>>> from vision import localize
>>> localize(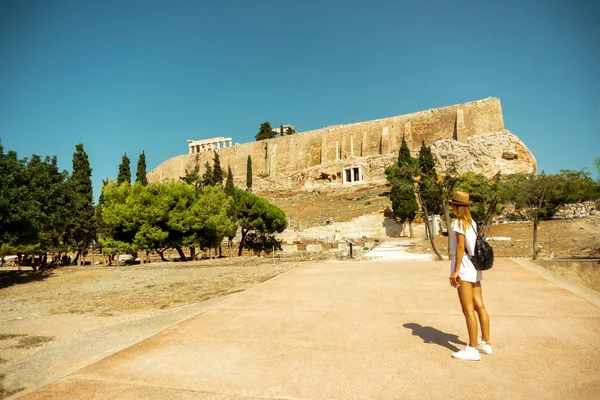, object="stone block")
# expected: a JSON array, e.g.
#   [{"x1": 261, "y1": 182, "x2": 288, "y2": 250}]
[
  {"x1": 306, "y1": 244, "x2": 322, "y2": 253},
  {"x1": 337, "y1": 243, "x2": 349, "y2": 252},
  {"x1": 281, "y1": 244, "x2": 298, "y2": 254}
]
